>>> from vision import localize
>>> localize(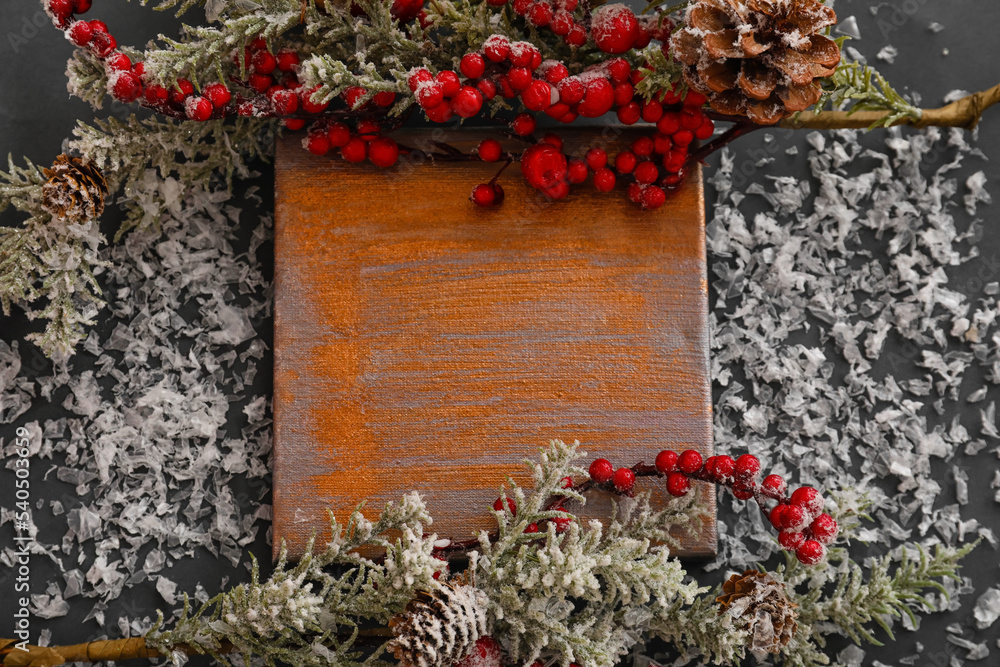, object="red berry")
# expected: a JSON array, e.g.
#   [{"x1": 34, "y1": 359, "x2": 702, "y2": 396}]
[
  {"x1": 48, "y1": 0, "x2": 74, "y2": 20},
  {"x1": 483, "y1": 35, "x2": 511, "y2": 62},
  {"x1": 251, "y1": 50, "x2": 277, "y2": 75},
  {"x1": 248, "y1": 73, "x2": 272, "y2": 93},
  {"x1": 627, "y1": 182, "x2": 642, "y2": 203},
  {"x1": 248, "y1": 36, "x2": 267, "y2": 51},
  {"x1": 769, "y1": 503, "x2": 788, "y2": 530},
  {"x1": 795, "y1": 540, "x2": 826, "y2": 565},
  {"x1": 522, "y1": 80, "x2": 552, "y2": 111},
  {"x1": 612, "y1": 467, "x2": 636, "y2": 492},
  {"x1": 641, "y1": 100, "x2": 664, "y2": 124},
  {"x1": 144, "y1": 84, "x2": 168, "y2": 105},
  {"x1": 341, "y1": 137, "x2": 367, "y2": 163},
  {"x1": 613, "y1": 150, "x2": 636, "y2": 174},
  {"x1": 663, "y1": 149, "x2": 687, "y2": 173},
  {"x1": 593, "y1": 167, "x2": 616, "y2": 192},
  {"x1": 492, "y1": 495, "x2": 517, "y2": 514},
  {"x1": 73, "y1": 0, "x2": 92, "y2": 13},
  {"x1": 132, "y1": 62, "x2": 145, "y2": 77},
  {"x1": 512, "y1": 0, "x2": 532, "y2": 14},
  {"x1": 633, "y1": 160, "x2": 659, "y2": 185},
  {"x1": 695, "y1": 118, "x2": 715, "y2": 140},
  {"x1": 590, "y1": 459, "x2": 615, "y2": 484},
  {"x1": 550, "y1": 10, "x2": 573, "y2": 36},
  {"x1": 713, "y1": 455, "x2": 736, "y2": 481},
  {"x1": 666, "y1": 472, "x2": 690, "y2": 497},
  {"x1": 654, "y1": 450, "x2": 678, "y2": 474},
  {"x1": 407, "y1": 68, "x2": 433, "y2": 91},
  {"x1": 778, "y1": 530, "x2": 806, "y2": 550},
  {"x1": 477, "y1": 78, "x2": 498, "y2": 100},
  {"x1": 507, "y1": 67, "x2": 532, "y2": 91},
  {"x1": 540, "y1": 132, "x2": 563, "y2": 151},
  {"x1": 782, "y1": 504, "x2": 806, "y2": 530},
  {"x1": 761, "y1": 474, "x2": 787, "y2": 499},
  {"x1": 520, "y1": 143, "x2": 567, "y2": 192},
  {"x1": 524, "y1": 522, "x2": 539, "y2": 533},
  {"x1": 613, "y1": 82, "x2": 634, "y2": 107},
  {"x1": 577, "y1": 78, "x2": 614, "y2": 118},
  {"x1": 67, "y1": 20, "x2": 93, "y2": 45},
  {"x1": 204, "y1": 83, "x2": 231, "y2": 109},
  {"x1": 581, "y1": 148, "x2": 606, "y2": 172},
  {"x1": 369, "y1": 137, "x2": 399, "y2": 167},
  {"x1": 301, "y1": 86, "x2": 328, "y2": 114},
  {"x1": 328, "y1": 122, "x2": 351, "y2": 147},
  {"x1": 437, "y1": 70, "x2": 461, "y2": 97},
  {"x1": 478, "y1": 139, "x2": 503, "y2": 162},
  {"x1": 424, "y1": 101, "x2": 454, "y2": 122},
  {"x1": 491, "y1": 183, "x2": 506, "y2": 205},
  {"x1": 416, "y1": 82, "x2": 445, "y2": 109},
  {"x1": 185, "y1": 96, "x2": 213, "y2": 122},
  {"x1": 681, "y1": 108, "x2": 704, "y2": 130},
  {"x1": 564, "y1": 24, "x2": 587, "y2": 47},
  {"x1": 640, "y1": 185, "x2": 665, "y2": 209},
  {"x1": 567, "y1": 158, "x2": 588, "y2": 184},
  {"x1": 511, "y1": 113, "x2": 536, "y2": 136},
  {"x1": 591, "y1": 4, "x2": 639, "y2": 54},
  {"x1": 560, "y1": 476, "x2": 573, "y2": 489},
  {"x1": 373, "y1": 91, "x2": 396, "y2": 107},
  {"x1": 527, "y1": 1, "x2": 553, "y2": 26},
  {"x1": 551, "y1": 515, "x2": 572, "y2": 533},
  {"x1": 452, "y1": 86, "x2": 484, "y2": 118},
  {"x1": 90, "y1": 31, "x2": 116, "y2": 57},
  {"x1": 342, "y1": 86, "x2": 368, "y2": 109},
  {"x1": 306, "y1": 132, "x2": 331, "y2": 156},
  {"x1": 734, "y1": 454, "x2": 761, "y2": 481},
  {"x1": 731, "y1": 482, "x2": 756, "y2": 501},
  {"x1": 631, "y1": 136, "x2": 654, "y2": 157},
  {"x1": 677, "y1": 449, "x2": 703, "y2": 474},
  {"x1": 657, "y1": 112, "x2": 681, "y2": 135},
  {"x1": 471, "y1": 183, "x2": 497, "y2": 207},
  {"x1": 106, "y1": 52, "x2": 131, "y2": 72},
  {"x1": 606, "y1": 58, "x2": 631, "y2": 84},
  {"x1": 809, "y1": 513, "x2": 838, "y2": 545},
  {"x1": 111, "y1": 71, "x2": 142, "y2": 102},
  {"x1": 543, "y1": 63, "x2": 569, "y2": 84},
  {"x1": 169, "y1": 79, "x2": 193, "y2": 104},
  {"x1": 88, "y1": 19, "x2": 107, "y2": 33},
  {"x1": 672, "y1": 130, "x2": 694, "y2": 147},
  {"x1": 270, "y1": 88, "x2": 298, "y2": 115},
  {"x1": 355, "y1": 120, "x2": 381, "y2": 140},
  {"x1": 652, "y1": 133, "x2": 673, "y2": 155},
  {"x1": 276, "y1": 50, "x2": 300, "y2": 72},
  {"x1": 616, "y1": 102, "x2": 641, "y2": 125},
  {"x1": 557, "y1": 77, "x2": 585, "y2": 105},
  {"x1": 790, "y1": 486, "x2": 823, "y2": 517},
  {"x1": 453, "y1": 638, "x2": 503, "y2": 667},
  {"x1": 683, "y1": 90, "x2": 708, "y2": 107},
  {"x1": 460, "y1": 53, "x2": 486, "y2": 80},
  {"x1": 545, "y1": 102, "x2": 571, "y2": 121}
]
